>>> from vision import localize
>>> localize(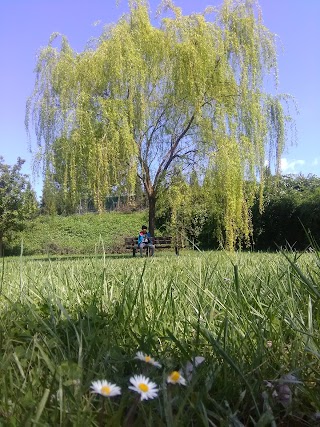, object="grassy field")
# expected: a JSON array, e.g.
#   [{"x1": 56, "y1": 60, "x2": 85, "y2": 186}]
[
  {"x1": 7, "y1": 211, "x2": 148, "y2": 256},
  {"x1": 0, "y1": 249, "x2": 319, "y2": 426}
]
